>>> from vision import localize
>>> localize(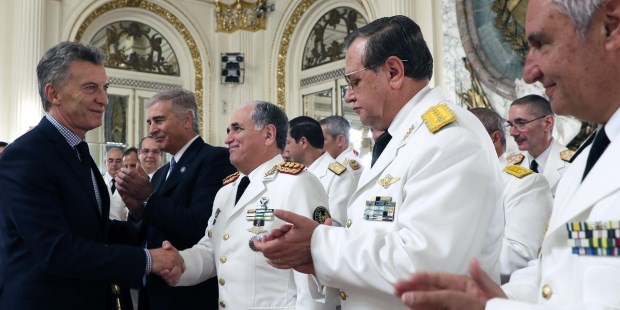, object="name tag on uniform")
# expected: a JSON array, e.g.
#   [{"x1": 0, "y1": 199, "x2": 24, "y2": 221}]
[{"x1": 363, "y1": 196, "x2": 395, "y2": 222}]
